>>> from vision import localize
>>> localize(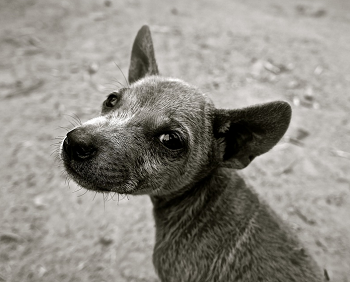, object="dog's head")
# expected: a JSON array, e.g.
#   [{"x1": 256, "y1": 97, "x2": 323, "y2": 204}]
[{"x1": 61, "y1": 25, "x2": 291, "y2": 197}]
